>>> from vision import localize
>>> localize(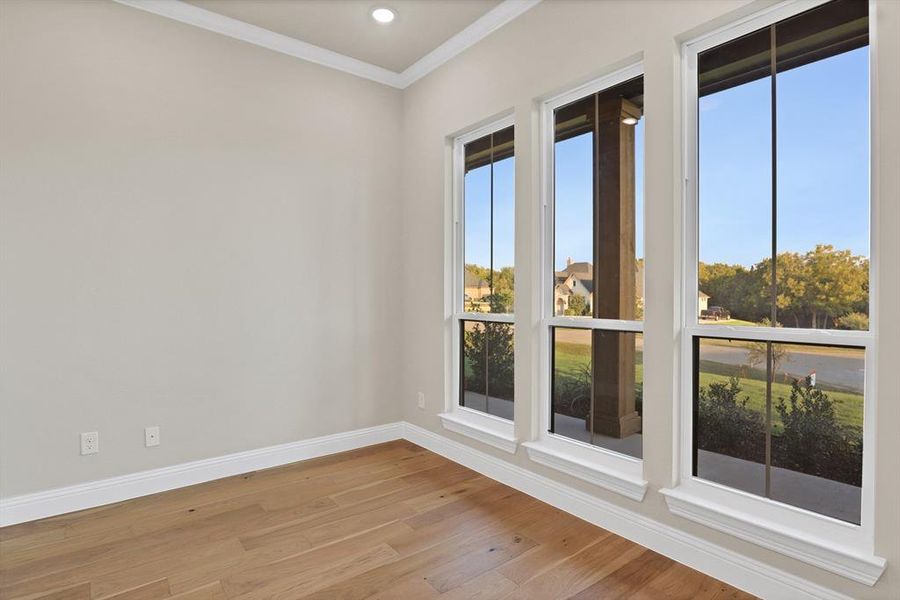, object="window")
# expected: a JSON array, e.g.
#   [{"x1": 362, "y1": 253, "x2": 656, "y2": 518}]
[
  {"x1": 525, "y1": 64, "x2": 648, "y2": 501},
  {"x1": 691, "y1": 0, "x2": 869, "y2": 525},
  {"x1": 448, "y1": 119, "x2": 516, "y2": 433},
  {"x1": 667, "y1": 0, "x2": 884, "y2": 581},
  {"x1": 547, "y1": 71, "x2": 645, "y2": 459}
]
